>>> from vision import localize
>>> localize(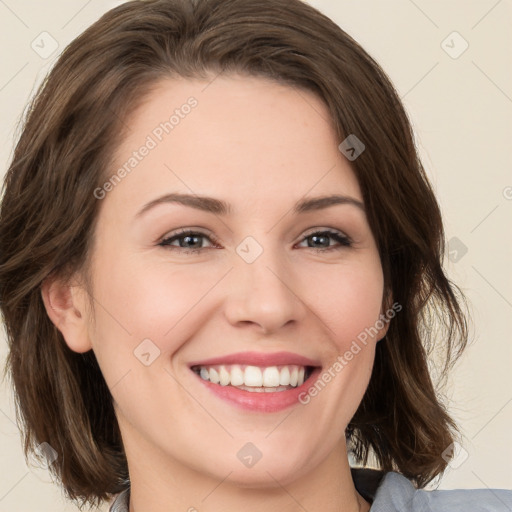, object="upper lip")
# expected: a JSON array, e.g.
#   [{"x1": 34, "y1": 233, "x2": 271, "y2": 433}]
[{"x1": 188, "y1": 351, "x2": 322, "y2": 368}]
